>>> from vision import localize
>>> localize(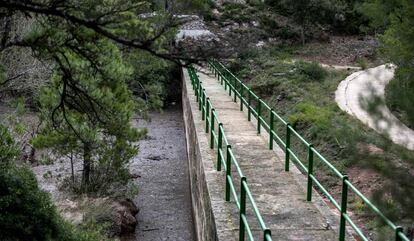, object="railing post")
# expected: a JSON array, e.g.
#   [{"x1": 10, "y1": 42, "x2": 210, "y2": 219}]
[
  {"x1": 233, "y1": 82, "x2": 237, "y2": 102},
  {"x1": 339, "y1": 175, "x2": 349, "y2": 241},
  {"x1": 269, "y1": 109, "x2": 274, "y2": 150},
  {"x1": 210, "y1": 109, "x2": 215, "y2": 149},
  {"x1": 228, "y1": 76, "x2": 232, "y2": 96},
  {"x1": 225, "y1": 145, "x2": 232, "y2": 201},
  {"x1": 263, "y1": 229, "x2": 272, "y2": 241},
  {"x1": 285, "y1": 123, "x2": 291, "y2": 172},
  {"x1": 217, "y1": 124, "x2": 223, "y2": 171},
  {"x1": 198, "y1": 84, "x2": 203, "y2": 110},
  {"x1": 257, "y1": 99, "x2": 262, "y2": 134},
  {"x1": 239, "y1": 177, "x2": 247, "y2": 241},
  {"x1": 395, "y1": 226, "x2": 403, "y2": 241},
  {"x1": 195, "y1": 75, "x2": 199, "y2": 102},
  {"x1": 201, "y1": 91, "x2": 206, "y2": 119},
  {"x1": 240, "y1": 85, "x2": 244, "y2": 111},
  {"x1": 205, "y1": 98, "x2": 210, "y2": 132},
  {"x1": 248, "y1": 90, "x2": 252, "y2": 121},
  {"x1": 307, "y1": 144, "x2": 314, "y2": 201}
]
